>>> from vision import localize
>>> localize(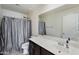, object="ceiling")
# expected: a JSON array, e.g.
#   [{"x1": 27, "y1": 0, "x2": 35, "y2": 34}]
[{"x1": 1, "y1": 4, "x2": 46, "y2": 14}]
